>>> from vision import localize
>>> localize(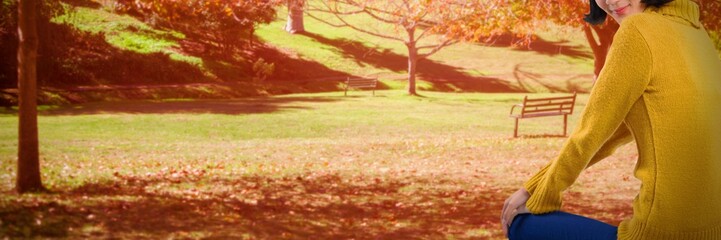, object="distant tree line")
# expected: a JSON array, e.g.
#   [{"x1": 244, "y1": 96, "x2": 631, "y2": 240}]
[{"x1": 0, "y1": 0, "x2": 62, "y2": 89}]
